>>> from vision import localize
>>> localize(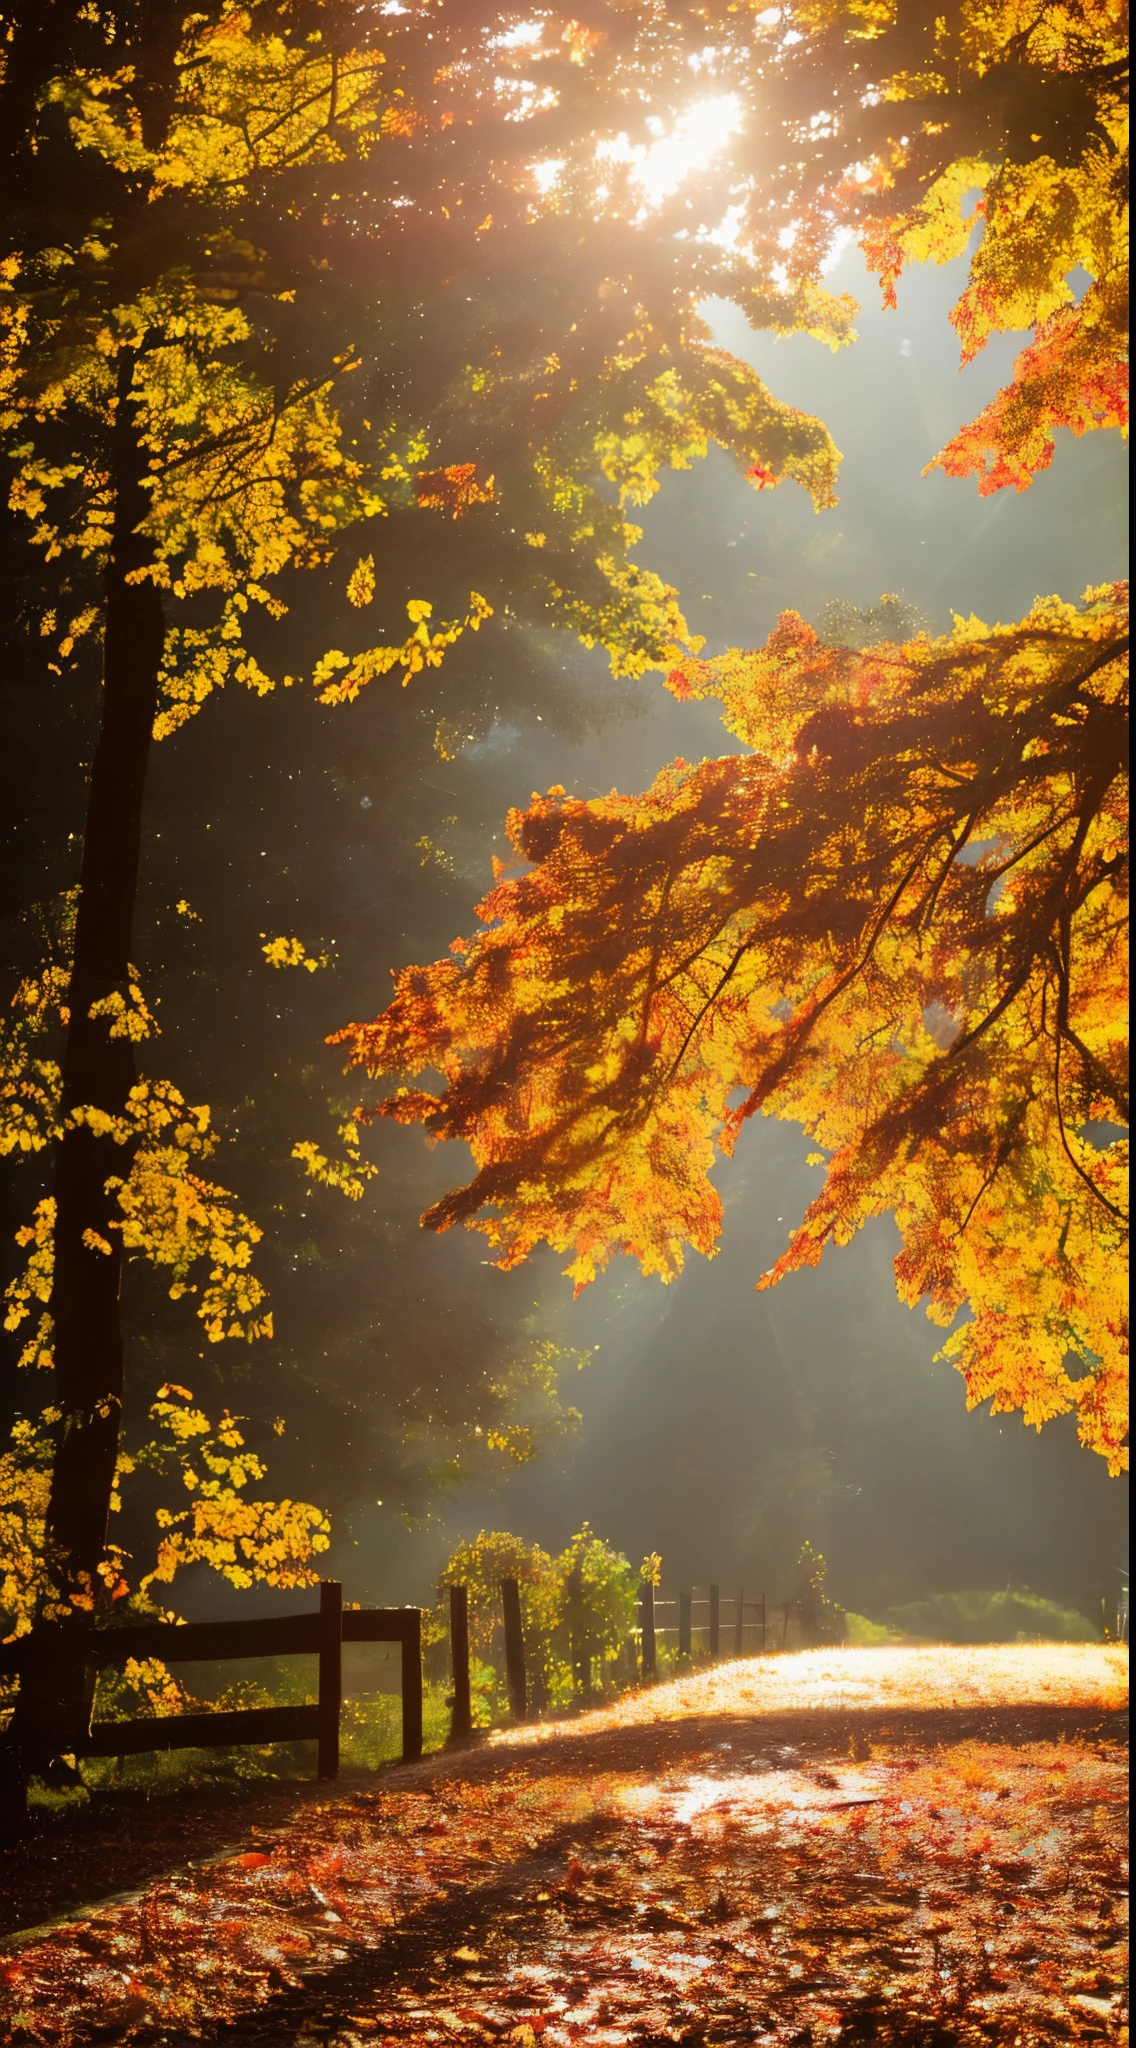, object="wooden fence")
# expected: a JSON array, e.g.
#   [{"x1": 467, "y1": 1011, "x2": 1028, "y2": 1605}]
[
  {"x1": 0, "y1": 1585, "x2": 422, "y2": 1780},
  {"x1": 2, "y1": 1567, "x2": 770, "y2": 1782},
  {"x1": 444, "y1": 1575, "x2": 770, "y2": 1726},
  {"x1": 638, "y1": 1585, "x2": 767, "y2": 1677},
  {"x1": 443, "y1": 1577, "x2": 525, "y2": 1743}
]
